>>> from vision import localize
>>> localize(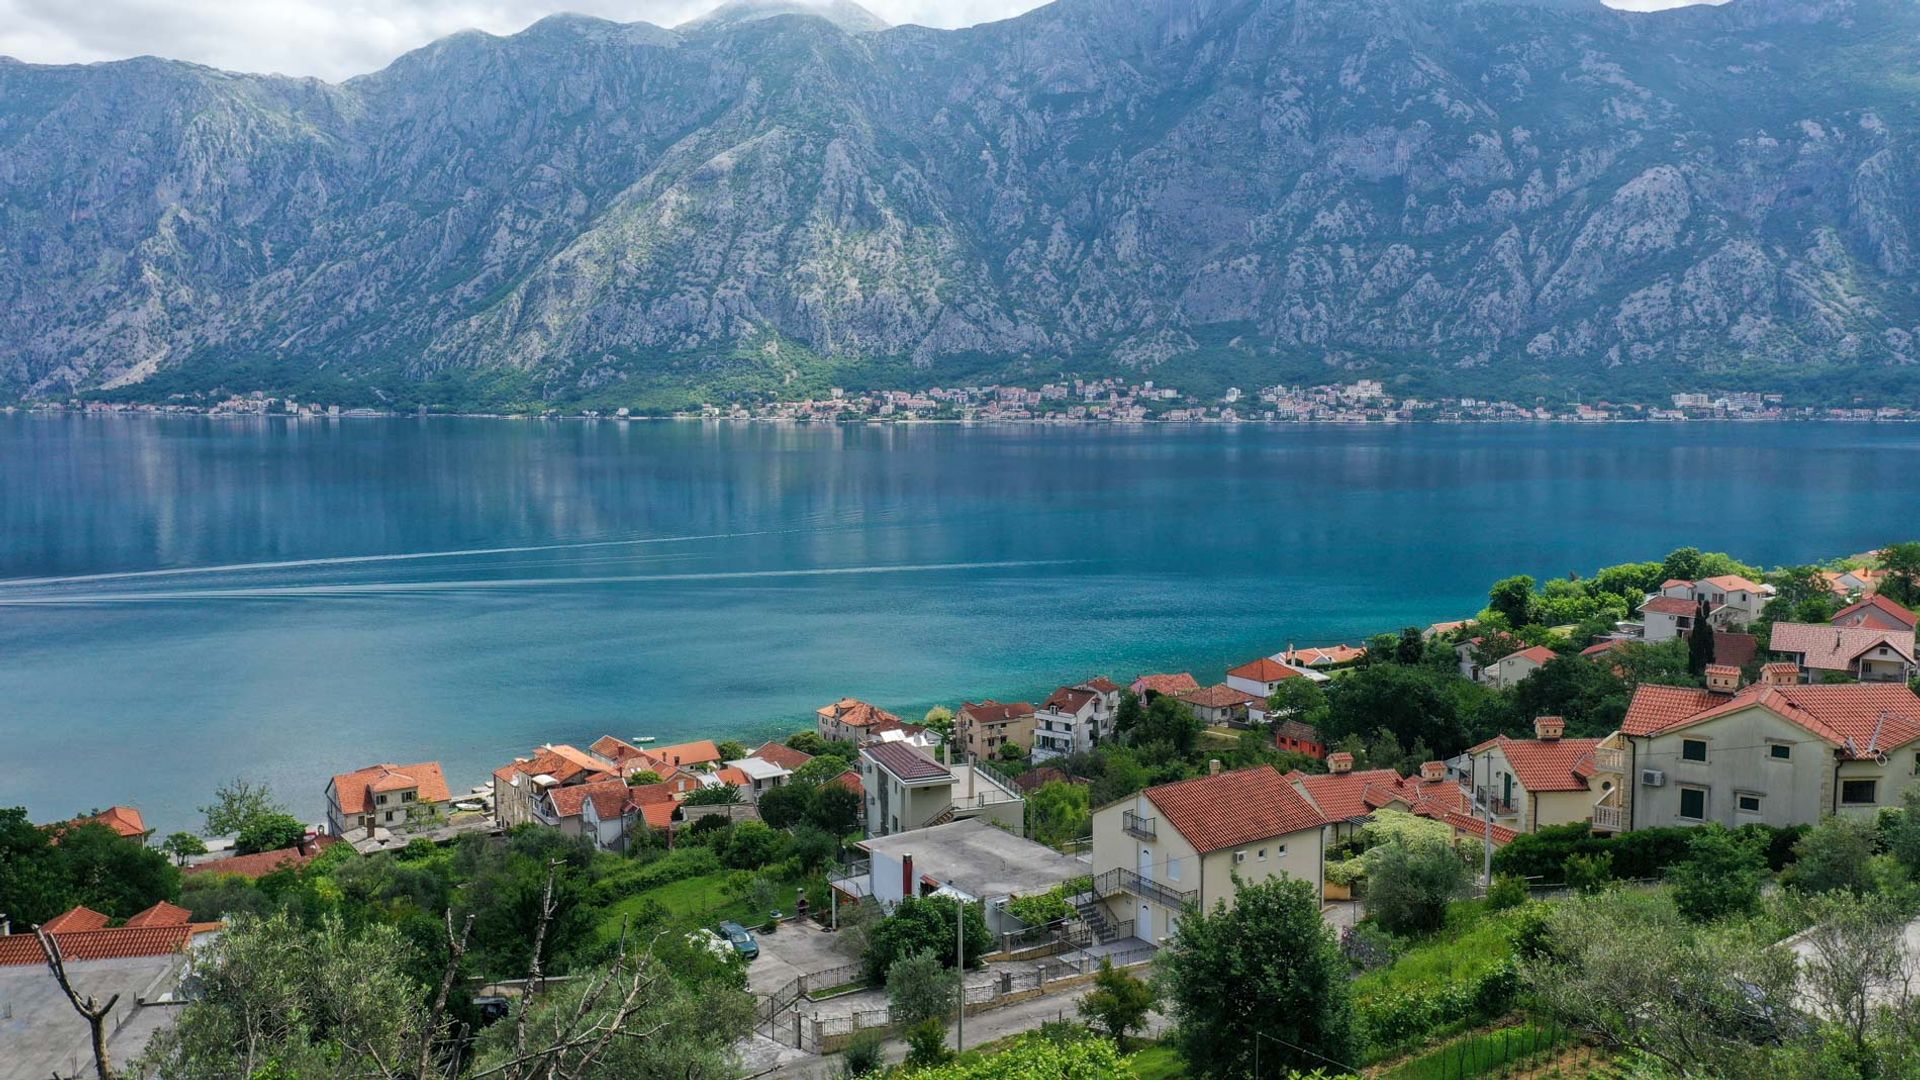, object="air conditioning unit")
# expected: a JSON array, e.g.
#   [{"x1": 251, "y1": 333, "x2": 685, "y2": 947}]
[{"x1": 1640, "y1": 768, "x2": 1666, "y2": 788}]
